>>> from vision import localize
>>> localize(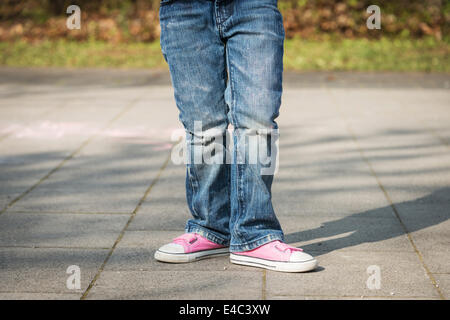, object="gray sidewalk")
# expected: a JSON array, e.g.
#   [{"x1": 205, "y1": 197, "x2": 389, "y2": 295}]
[{"x1": 0, "y1": 67, "x2": 449, "y2": 300}]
